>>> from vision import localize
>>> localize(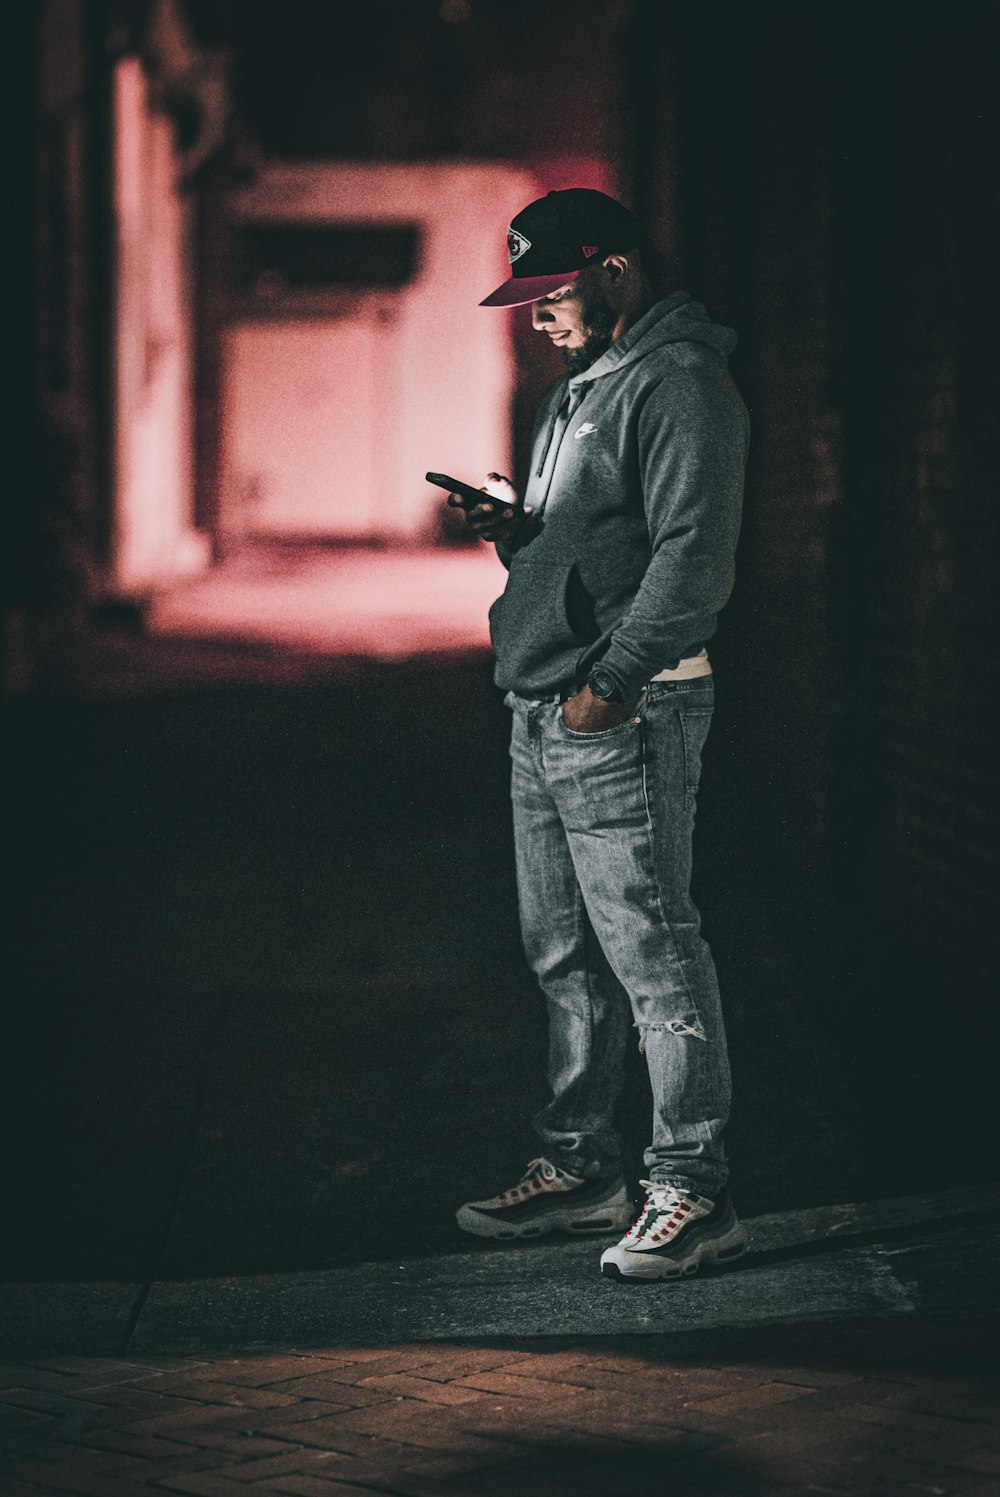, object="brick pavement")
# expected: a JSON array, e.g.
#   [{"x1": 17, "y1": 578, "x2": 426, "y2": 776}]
[{"x1": 2, "y1": 1311, "x2": 999, "y2": 1497}]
